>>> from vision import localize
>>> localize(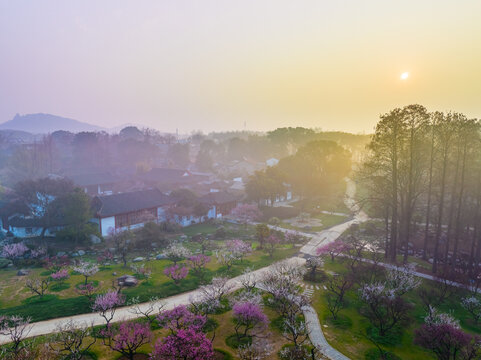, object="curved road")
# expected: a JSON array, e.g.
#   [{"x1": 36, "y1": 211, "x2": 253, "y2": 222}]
[{"x1": 0, "y1": 178, "x2": 364, "y2": 356}]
